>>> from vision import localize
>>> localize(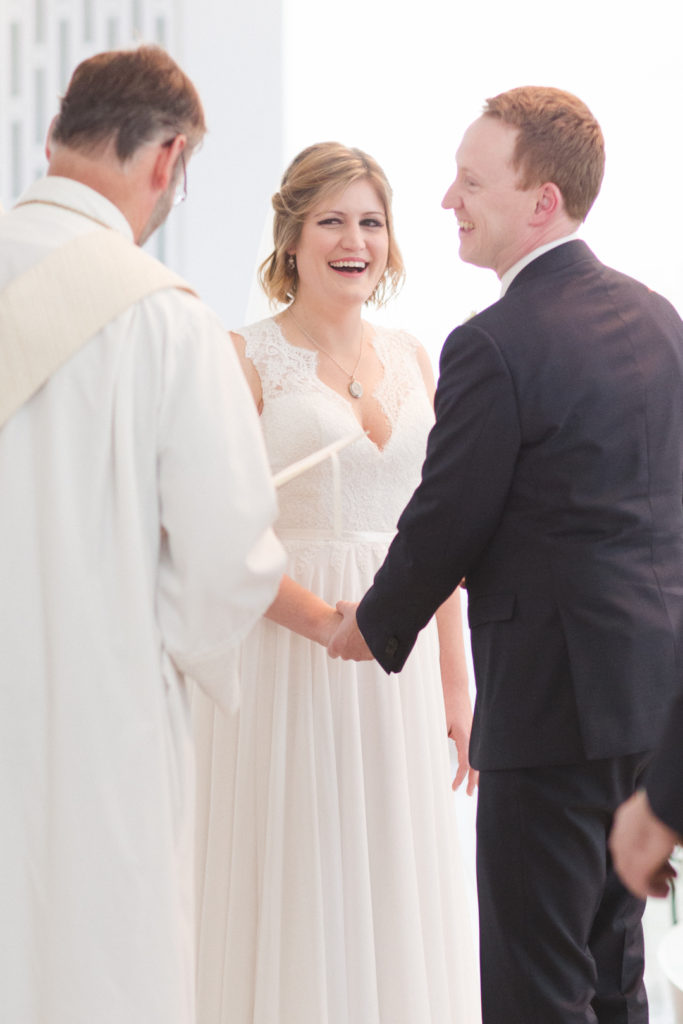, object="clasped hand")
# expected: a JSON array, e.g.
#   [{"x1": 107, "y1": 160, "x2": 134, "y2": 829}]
[{"x1": 327, "y1": 601, "x2": 374, "y2": 661}]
